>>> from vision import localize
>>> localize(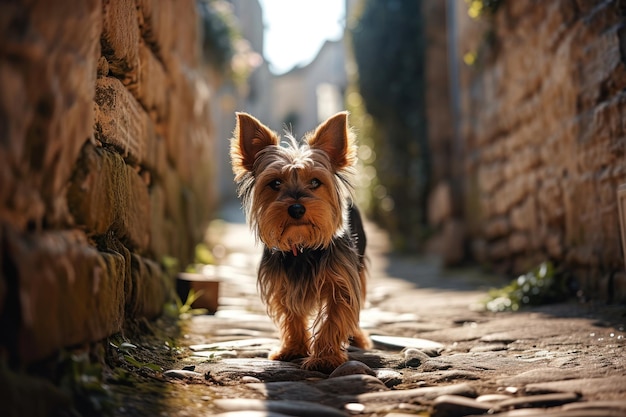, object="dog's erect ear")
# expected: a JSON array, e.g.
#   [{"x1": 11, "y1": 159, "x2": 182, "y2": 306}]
[
  {"x1": 232, "y1": 112, "x2": 279, "y2": 173},
  {"x1": 308, "y1": 111, "x2": 355, "y2": 170}
]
